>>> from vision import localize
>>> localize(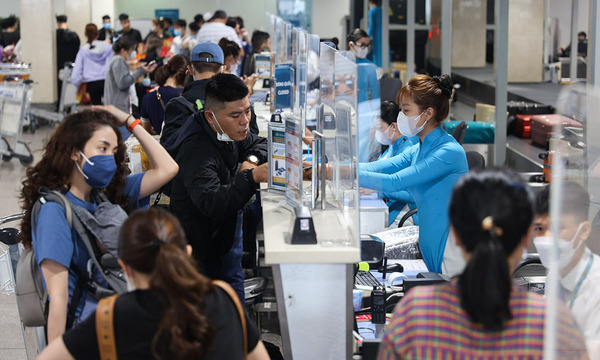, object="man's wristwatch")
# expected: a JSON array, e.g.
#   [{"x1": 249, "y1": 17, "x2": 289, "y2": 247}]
[{"x1": 246, "y1": 155, "x2": 259, "y2": 166}]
